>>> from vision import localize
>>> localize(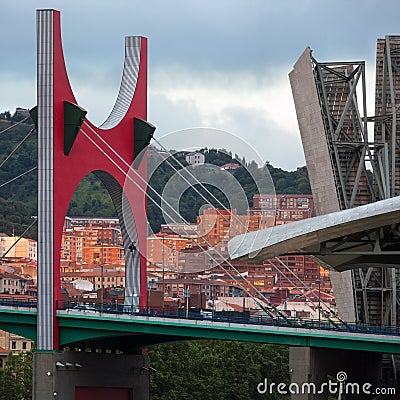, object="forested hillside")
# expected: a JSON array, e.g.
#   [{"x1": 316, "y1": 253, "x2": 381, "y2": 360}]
[{"x1": 0, "y1": 112, "x2": 311, "y2": 238}]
